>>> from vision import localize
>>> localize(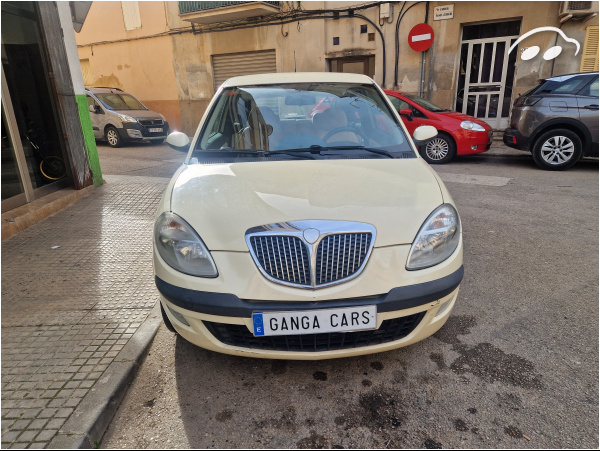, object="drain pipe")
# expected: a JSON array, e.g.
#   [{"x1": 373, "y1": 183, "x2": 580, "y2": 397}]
[{"x1": 418, "y1": 2, "x2": 430, "y2": 97}]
